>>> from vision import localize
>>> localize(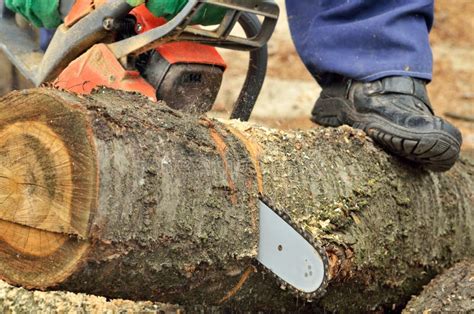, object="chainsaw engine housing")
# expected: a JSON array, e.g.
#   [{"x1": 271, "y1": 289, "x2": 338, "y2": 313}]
[
  {"x1": 129, "y1": 6, "x2": 227, "y2": 114},
  {"x1": 143, "y1": 50, "x2": 224, "y2": 114}
]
